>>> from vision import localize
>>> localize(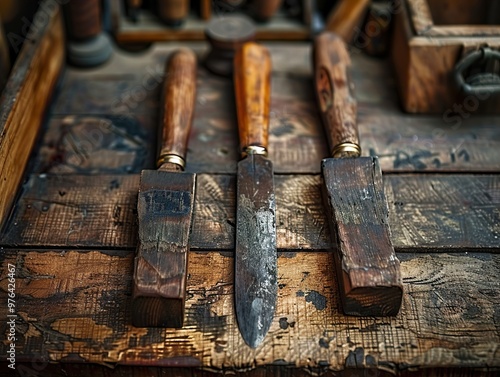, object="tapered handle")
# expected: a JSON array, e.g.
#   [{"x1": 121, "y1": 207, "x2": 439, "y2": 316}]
[
  {"x1": 234, "y1": 42, "x2": 272, "y2": 157},
  {"x1": 313, "y1": 32, "x2": 360, "y2": 158},
  {"x1": 325, "y1": 0, "x2": 370, "y2": 43},
  {"x1": 158, "y1": 49, "x2": 197, "y2": 170}
]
